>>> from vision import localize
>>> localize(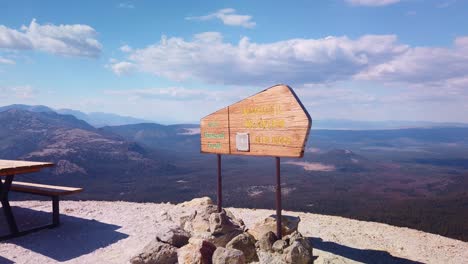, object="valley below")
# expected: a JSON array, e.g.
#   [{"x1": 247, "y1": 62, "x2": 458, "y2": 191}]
[{"x1": 1, "y1": 107, "x2": 467, "y2": 242}]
